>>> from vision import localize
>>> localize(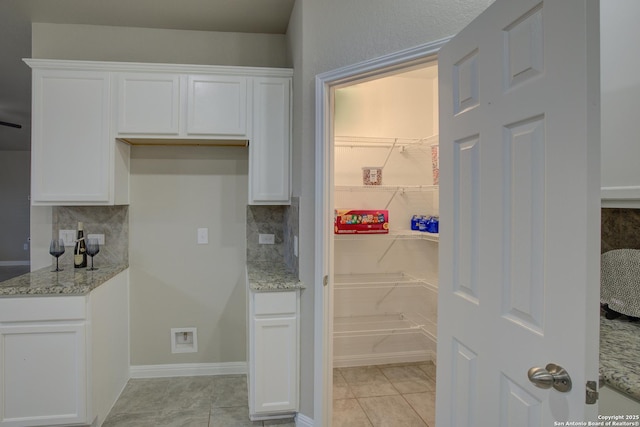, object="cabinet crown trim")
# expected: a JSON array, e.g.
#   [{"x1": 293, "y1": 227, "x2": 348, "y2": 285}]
[{"x1": 23, "y1": 58, "x2": 293, "y2": 77}]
